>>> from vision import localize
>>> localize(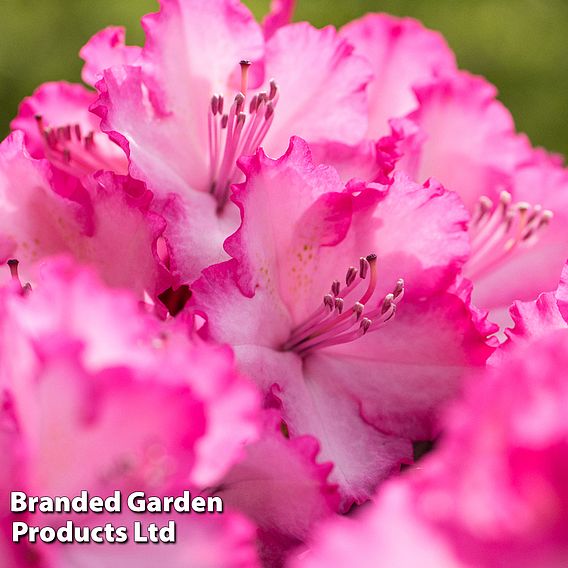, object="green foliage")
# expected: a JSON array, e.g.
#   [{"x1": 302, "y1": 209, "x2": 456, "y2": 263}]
[{"x1": 1, "y1": 0, "x2": 567, "y2": 155}]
